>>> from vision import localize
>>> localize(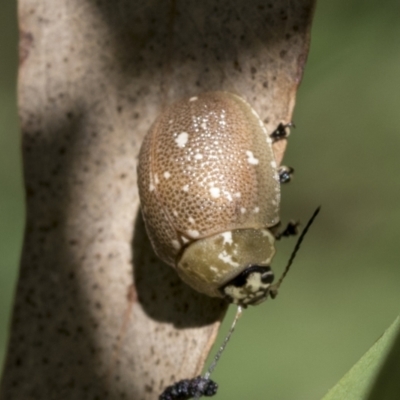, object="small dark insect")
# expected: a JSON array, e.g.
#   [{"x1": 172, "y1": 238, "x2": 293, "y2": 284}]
[{"x1": 159, "y1": 376, "x2": 218, "y2": 400}]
